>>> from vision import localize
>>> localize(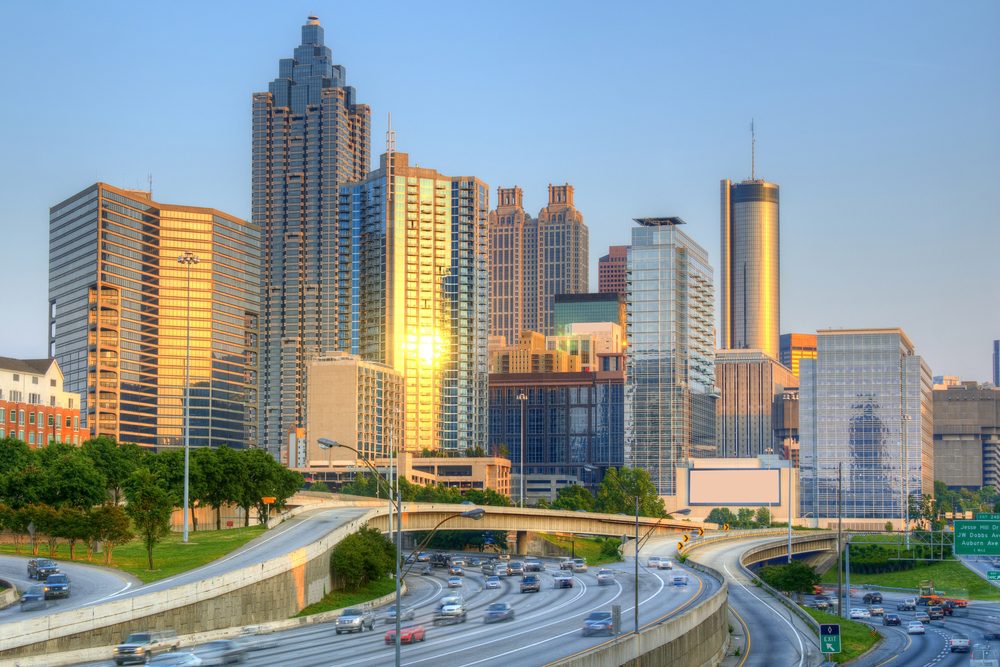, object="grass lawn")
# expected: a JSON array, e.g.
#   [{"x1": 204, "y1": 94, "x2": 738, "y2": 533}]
[
  {"x1": 804, "y1": 607, "x2": 881, "y2": 663},
  {"x1": 537, "y1": 534, "x2": 621, "y2": 566},
  {"x1": 0, "y1": 525, "x2": 266, "y2": 584},
  {"x1": 295, "y1": 577, "x2": 397, "y2": 617},
  {"x1": 820, "y1": 558, "x2": 1000, "y2": 601}
]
